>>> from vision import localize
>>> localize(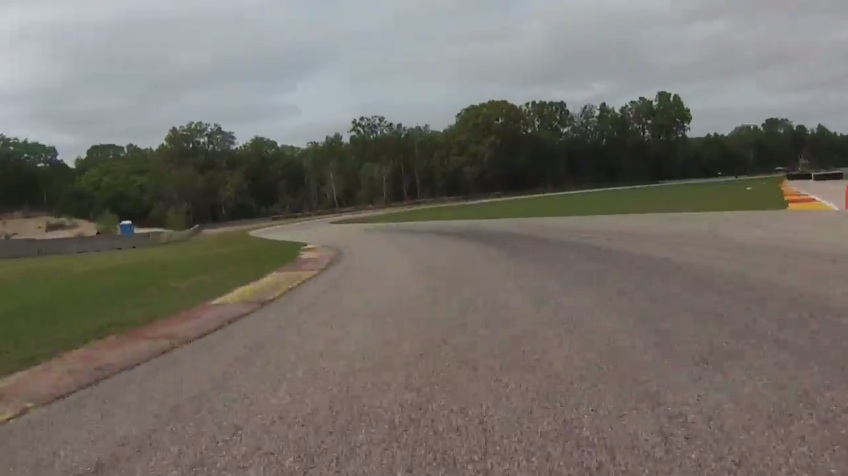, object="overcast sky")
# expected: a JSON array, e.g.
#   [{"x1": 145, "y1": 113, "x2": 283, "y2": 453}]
[{"x1": 1, "y1": 0, "x2": 846, "y2": 161}]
